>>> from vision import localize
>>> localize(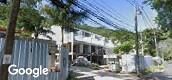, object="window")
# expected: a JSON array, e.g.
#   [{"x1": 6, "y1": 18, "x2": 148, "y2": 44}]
[
  {"x1": 85, "y1": 32, "x2": 91, "y2": 37},
  {"x1": 95, "y1": 35, "x2": 101, "y2": 40},
  {"x1": 105, "y1": 39, "x2": 109, "y2": 43},
  {"x1": 74, "y1": 31, "x2": 80, "y2": 36}
]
